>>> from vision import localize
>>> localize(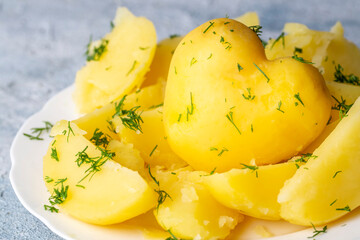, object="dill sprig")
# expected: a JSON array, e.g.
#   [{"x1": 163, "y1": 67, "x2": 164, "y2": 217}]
[
  {"x1": 336, "y1": 205, "x2": 351, "y2": 212},
  {"x1": 271, "y1": 32, "x2": 285, "y2": 49},
  {"x1": 294, "y1": 93, "x2": 305, "y2": 106},
  {"x1": 240, "y1": 163, "x2": 259, "y2": 178},
  {"x1": 75, "y1": 146, "x2": 115, "y2": 183},
  {"x1": 249, "y1": 25, "x2": 262, "y2": 36},
  {"x1": 333, "y1": 170, "x2": 342, "y2": 178},
  {"x1": 242, "y1": 88, "x2": 255, "y2": 100},
  {"x1": 149, "y1": 145, "x2": 158, "y2": 157},
  {"x1": 44, "y1": 177, "x2": 69, "y2": 213},
  {"x1": 226, "y1": 110, "x2": 241, "y2": 135},
  {"x1": 276, "y1": 101, "x2": 284, "y2": 113},
  {"x1": 331, "y1": 96, "x2": 353, "y2": 119},
  {"x1": 44, "y1": 176, "x2": 54, "y2": 183},
  {"x1": 334, "y1": 64, "x2": 360, "y2": 86},
  {"x1": 148, "y1": 166, "x2": 172, "y2": 212},
  {"x1": 126, "y1": 60, "x2": 138, "y2": 76},
  {"x1": 203, "y1": 21, "x2": 215, "y2": 34},
  {"x1": 112, "y1": 96, "x2": 144, "y2": 133},
  {"x1": 237, "y1": 63, "x2": 243, "y2": 72},
  {"x1": 253, "y1": 63, "x2": 270, "y2": 82},
  {"x1": 90, "y1": 128, "x2": 111, "y2": 148},
  {"x1": 218, "y1": 147, "x2": 229, "y2": 156},
  {"x1": 23, "y1": 121, "x2": 53, "y2": 140},
  {"x1": 294, "y1": 153, "x2": 317, "y2": 169},
  {"x1": 51, "y1": 148, "x2": 59, "y2": 162},
  {"x1": 308, "y1": 224, "x2": 327, "y2": 238},
  {"x1": 292, "y1": 54, "x2": 314, "y2": 64},
  {"x1": 61, "y1": 121, "x2": 75, "y2": 142},
  {"x1": 166, "y1": 229, "x2": 179, "y2": 240},
  {"x1": 186, "y1": 92, "x2": 194, "y2": 121},
  {"x1": 85, "y1": 37, "x2": 109, "y2": 61}
]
